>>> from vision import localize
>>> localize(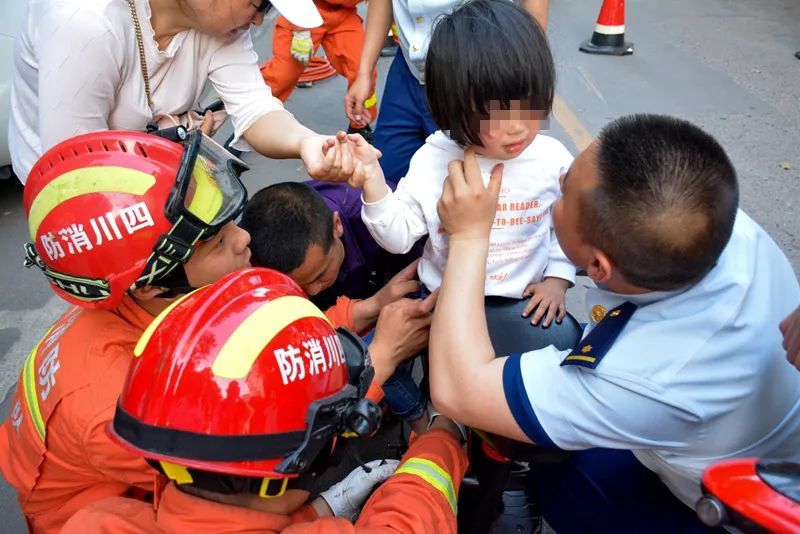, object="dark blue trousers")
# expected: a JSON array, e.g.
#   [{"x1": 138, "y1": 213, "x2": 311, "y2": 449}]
[
  {"x1": 373, "y1": 54, "x2": 438, "y2": 183},
  {"x1": 529, "y1": 449, "x2": 725, "y2": 534}
]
